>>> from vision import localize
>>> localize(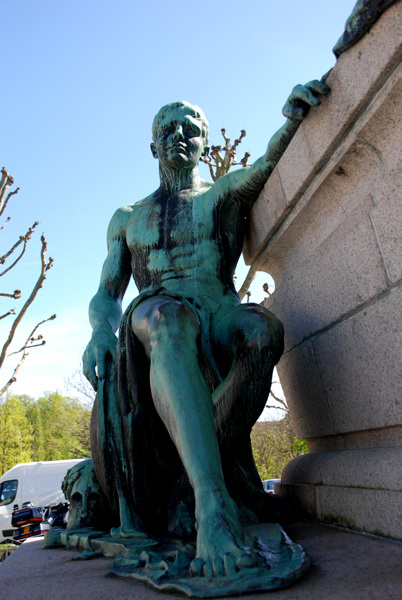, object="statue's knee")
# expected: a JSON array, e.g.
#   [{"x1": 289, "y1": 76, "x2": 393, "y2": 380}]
[
  {"x1": 154, "y1": 300, "x2": 196, "y2": 325},
  {"x1": 267, "y1": 312, "x2": 284, "y2": 362},
  {"x1": 237, "y1": 306, "x2": 284, "y2": 357},
  {"x1": 265, "y1": 310, "x2": 284, "y2": 343},
  {"x1": 259, "y1": 310, "x2": 284, "y2": 356}
]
